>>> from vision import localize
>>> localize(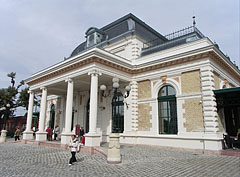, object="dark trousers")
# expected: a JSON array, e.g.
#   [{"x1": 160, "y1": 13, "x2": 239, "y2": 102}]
[
  {"x1": 69, "y1": 152, "x2": 77, "y2": 164},
  {"x1": 54, "y1": 133, "x2": 57, "y2": 140},
  {"x1": 15, "y1": 136, "x2": 20, "y2": 141}
]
